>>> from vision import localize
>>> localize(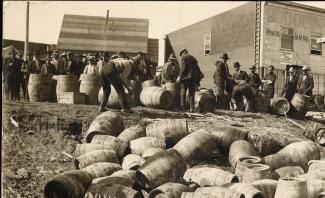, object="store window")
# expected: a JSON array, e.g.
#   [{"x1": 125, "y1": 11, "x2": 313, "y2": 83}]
[
  {"x1": 281, "y1": 26, "x2": 294, "y2": 50},
  {"x1": 204, "y1": 33, "x2": 211, "y2": 55},
  {"x1": 311, "y1": 34, "x2": 322, "y2": 55}
]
